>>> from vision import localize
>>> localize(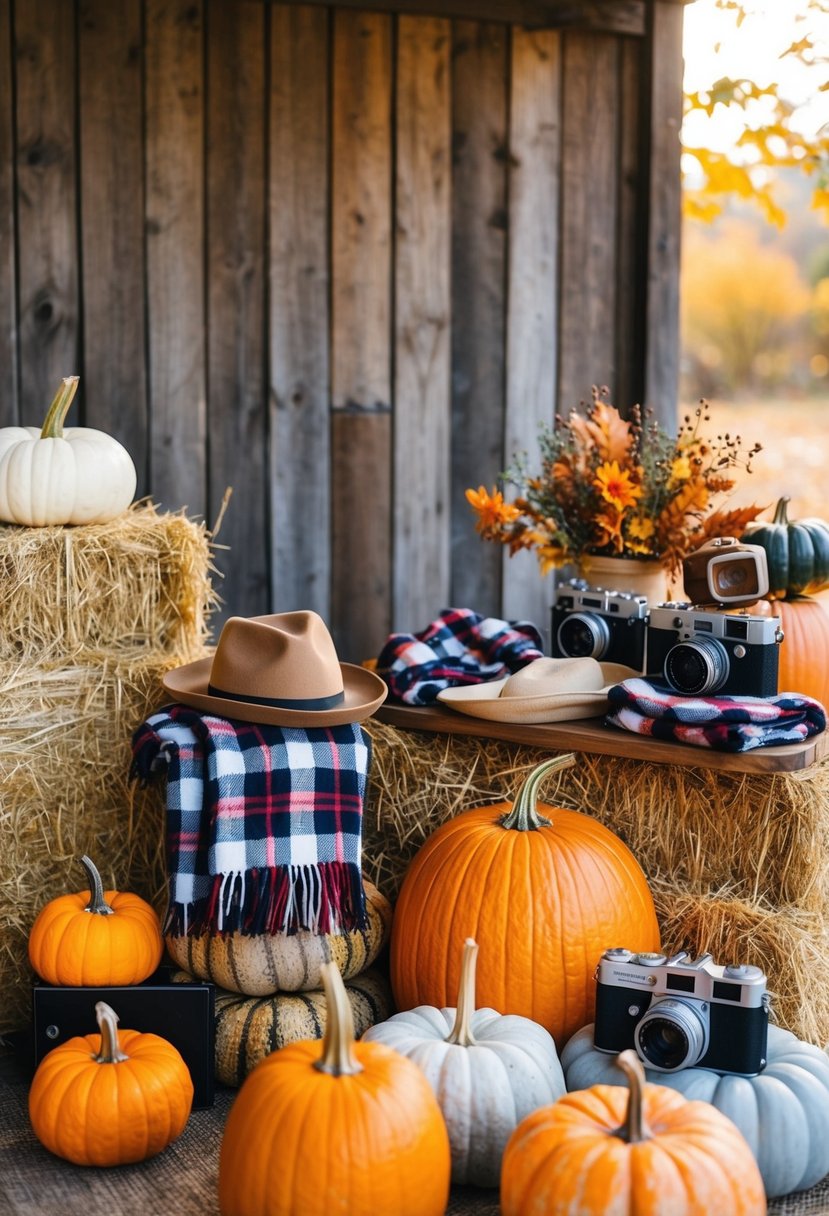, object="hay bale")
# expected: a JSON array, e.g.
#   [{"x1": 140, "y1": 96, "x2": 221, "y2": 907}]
[
  {"x1": 652, "y1": 880, "x2": 829, "y2": 1048},
  {"x1": 0, "y1": 507, "x2": 216, "y2": 1037},
  {"x1": 0, "y1": 501, "x2": 217, "y2": 663},
  {"x1": 362, "y1": 722, "x2": 829, "y2": 913}
]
